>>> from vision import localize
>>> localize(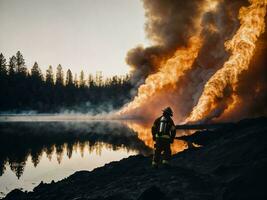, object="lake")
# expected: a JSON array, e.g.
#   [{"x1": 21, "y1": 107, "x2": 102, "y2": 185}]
[{"x1": 0, "y1": 115, "x2": 189, "y2": 198}]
